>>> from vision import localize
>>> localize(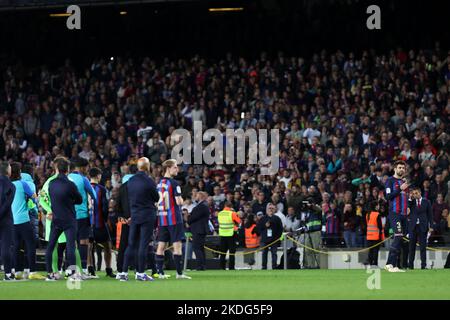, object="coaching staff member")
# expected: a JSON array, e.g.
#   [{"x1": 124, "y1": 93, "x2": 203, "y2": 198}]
[
  {"x1": 115, "y1": 164, "x2": 137, "y2": 274},
  {"x1": 45, "y1": 158, "x2": 82, "y2": 281},
  {"x1": 118, "y1": 157, "x2": 159, "y2": 282},
  {"x1": 408, "y1": 186, "x2": 433, "y2": 269},
  {"x1": 187, "y1": 191, "x2": 210, "y2": 271},
  {"x1": 0, "y1": 161, "x2": 16, "y2": 281}
]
